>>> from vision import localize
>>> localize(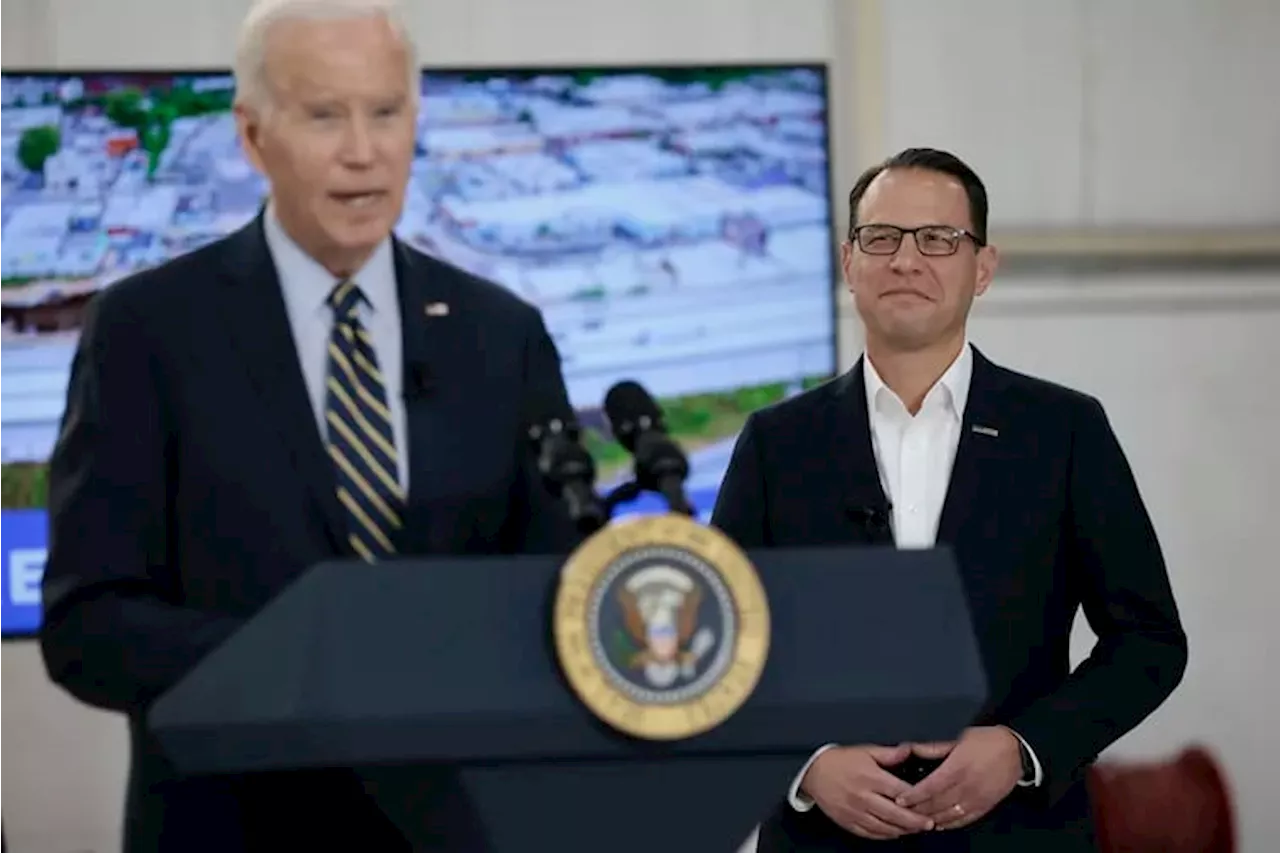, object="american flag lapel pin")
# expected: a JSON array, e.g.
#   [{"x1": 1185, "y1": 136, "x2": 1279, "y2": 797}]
[
  {"x1": 972, "y1": 424, "x2": 999, "y2": 437},
  {"x1": 424, "y1": 302, "x2": 450, "y2": 317}
]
